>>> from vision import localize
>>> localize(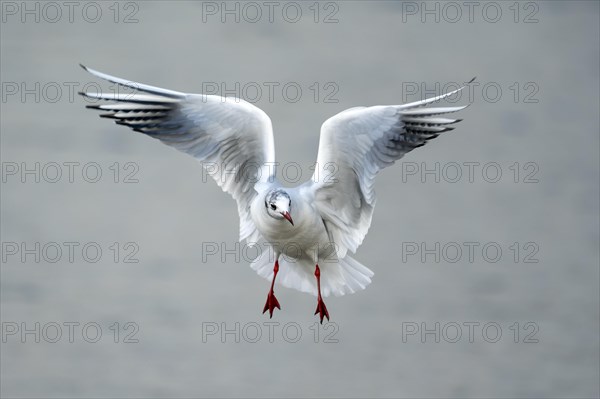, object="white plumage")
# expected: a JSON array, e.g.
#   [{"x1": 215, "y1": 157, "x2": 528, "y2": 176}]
[{"x1": 80, "y1": 65, "x2": 471, "y2": 321}]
